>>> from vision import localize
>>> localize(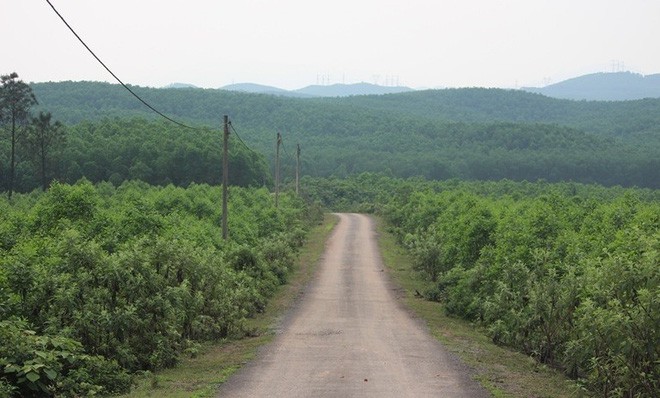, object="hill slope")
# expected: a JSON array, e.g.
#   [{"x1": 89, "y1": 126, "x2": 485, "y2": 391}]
[
  {"x1": 522, "y1": 71, "x2": 660, "y2": 101},
  {"x1": 294, "y1": 82, "x2": 413, "y2": 97},
  {"x1": 220, "y1": 82, "x2": 414, "y2": 97},
  {"x1": 220, "y1": 83, "x2": 312, "y2": 98},
  {"x1": 31, "y1": 81, "x2": 660, "y2": 139},
  {"x1": 26, "y1": 81, "x2": 660, "y2": 188}
]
